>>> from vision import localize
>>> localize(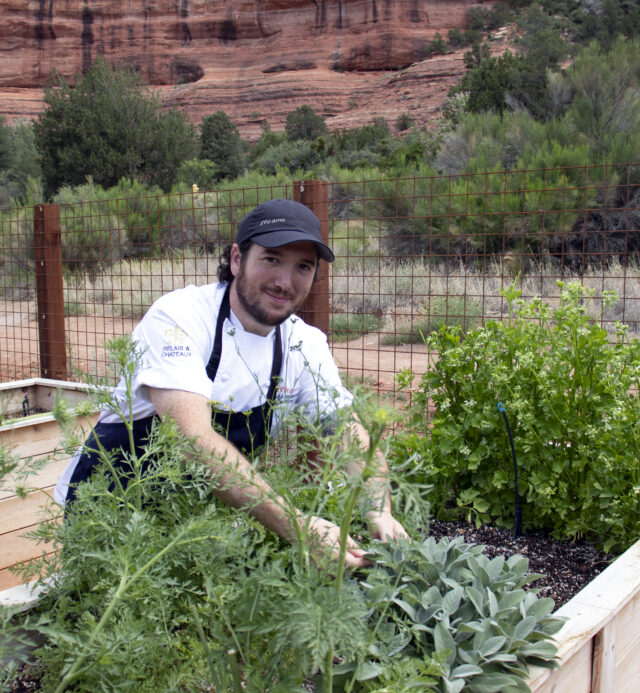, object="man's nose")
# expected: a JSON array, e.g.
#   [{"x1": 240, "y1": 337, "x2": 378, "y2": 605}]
[{"x1": 272, "y1": 265, "x2": 294, "y2": 291}]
